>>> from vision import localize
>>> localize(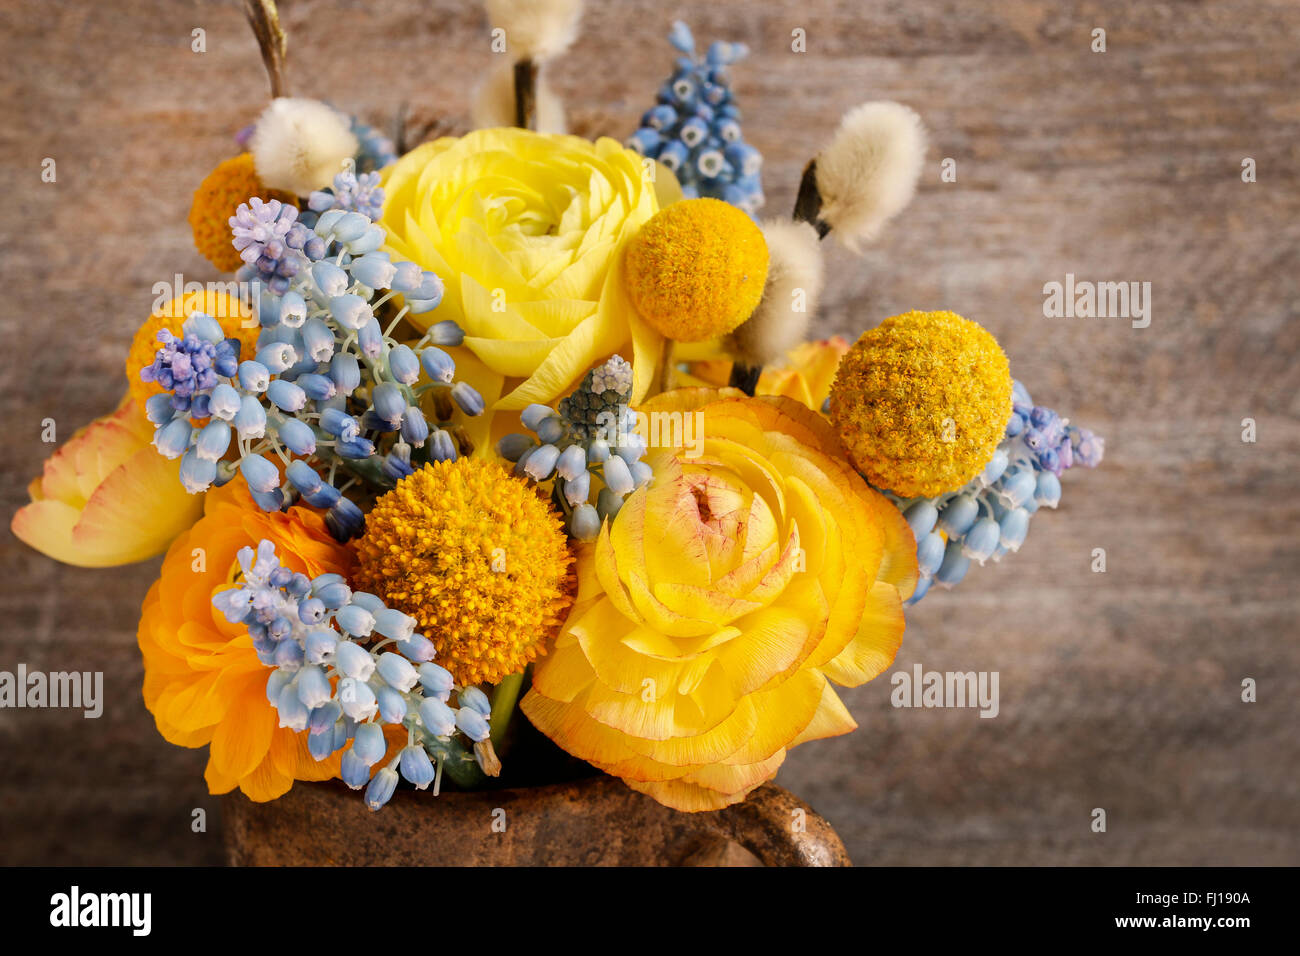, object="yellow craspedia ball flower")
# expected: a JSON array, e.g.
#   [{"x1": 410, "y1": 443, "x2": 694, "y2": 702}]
[
  {"x1": 624, "y1": 198, "x2": 769, "y2": 342},
  {"x1": 353, "y1": 459, "x2": 575, "y2": 686},
  {"x1": 126, "y1": 290, "x2": 258, "y2": 409},
  {"x1": 188, "y1": 154, "x2": 295, "y2": 272},
  {"x1": 829, "y1": 310, "x2": 1013, "y2": 498}
]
